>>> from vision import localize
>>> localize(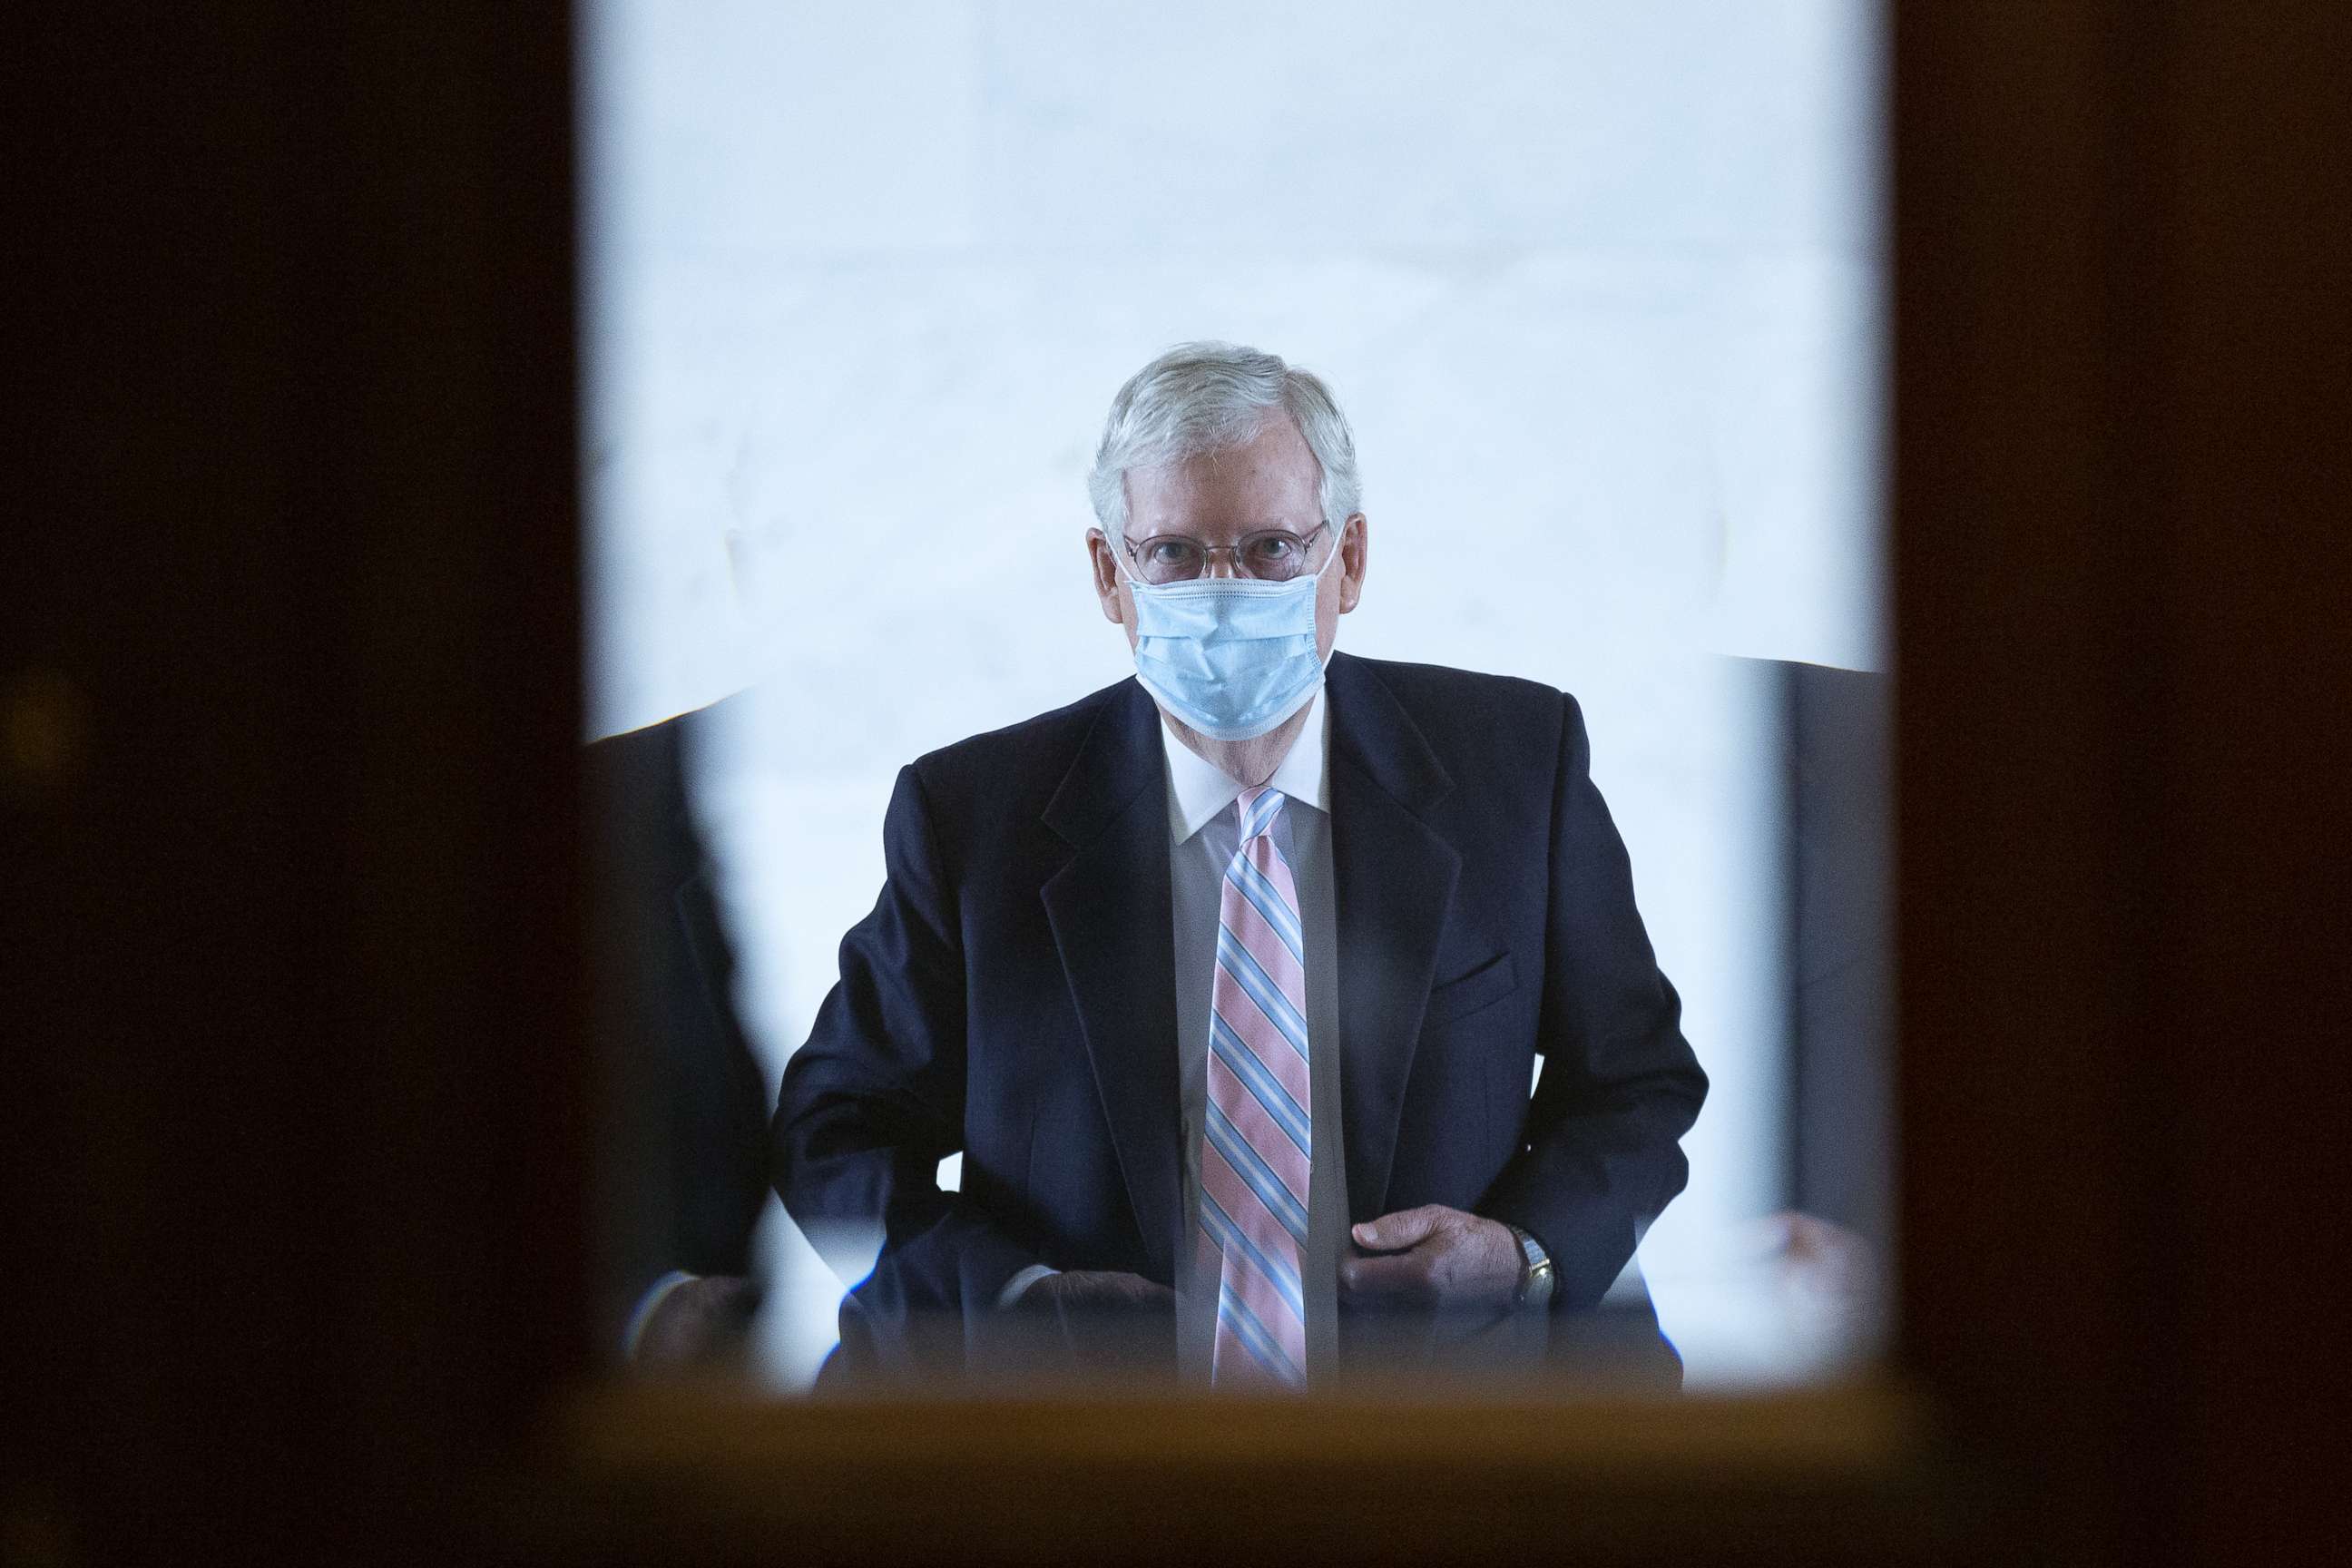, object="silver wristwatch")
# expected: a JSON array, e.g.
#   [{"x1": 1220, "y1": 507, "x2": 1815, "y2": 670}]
[{"x1": 1507, "y1": 1224, "x2": 1556, "y2": 1309}]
